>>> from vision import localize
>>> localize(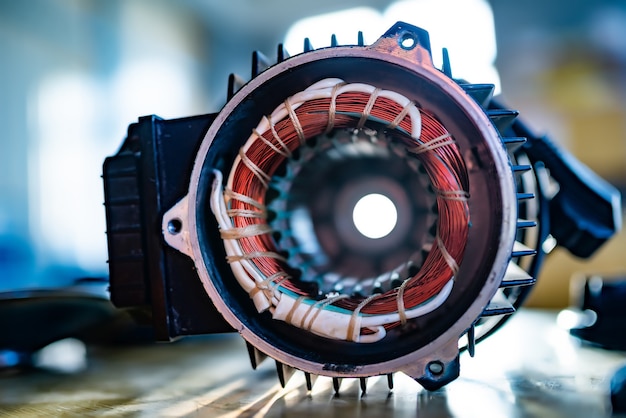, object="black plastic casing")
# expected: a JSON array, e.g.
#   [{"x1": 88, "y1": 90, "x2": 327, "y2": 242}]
[{"x1": 103, "y1": 114, "x2": 233, "y2": 341}]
